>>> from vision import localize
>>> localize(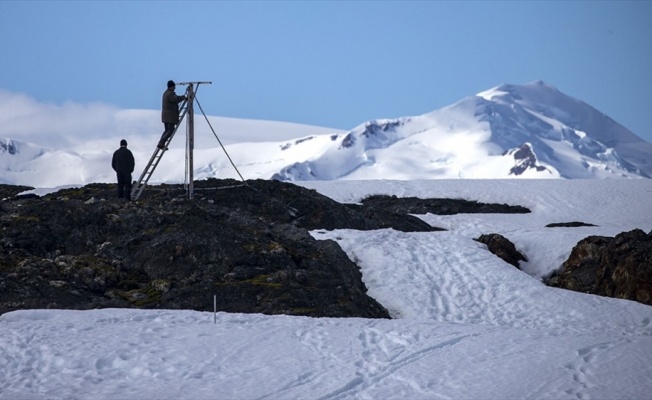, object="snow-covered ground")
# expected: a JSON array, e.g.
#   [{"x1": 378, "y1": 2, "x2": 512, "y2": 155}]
[{"x1": 1, "y1": 179, "x2": 652, "y2": 400}]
